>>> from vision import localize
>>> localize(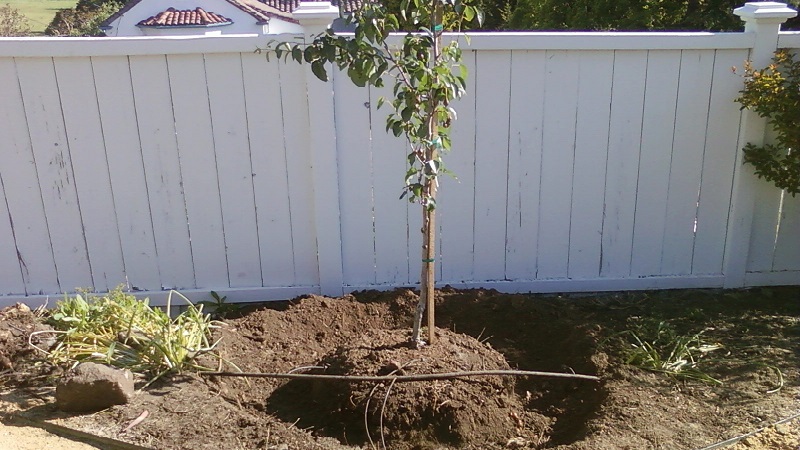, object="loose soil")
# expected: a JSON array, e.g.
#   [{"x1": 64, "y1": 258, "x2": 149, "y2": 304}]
[{"x1": 1, "y1": 287, "x2": 798, "y2": 450}]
